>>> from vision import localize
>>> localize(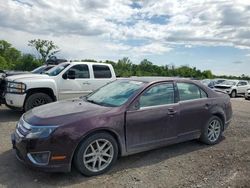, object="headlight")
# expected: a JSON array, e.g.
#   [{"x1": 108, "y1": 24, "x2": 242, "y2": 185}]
[
  {"x1": 6, "y1": 82, "x2": 26, "y2": 94},
  {"x1": 26, "y1": 126, "x2": 58, "y2": 139}
]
